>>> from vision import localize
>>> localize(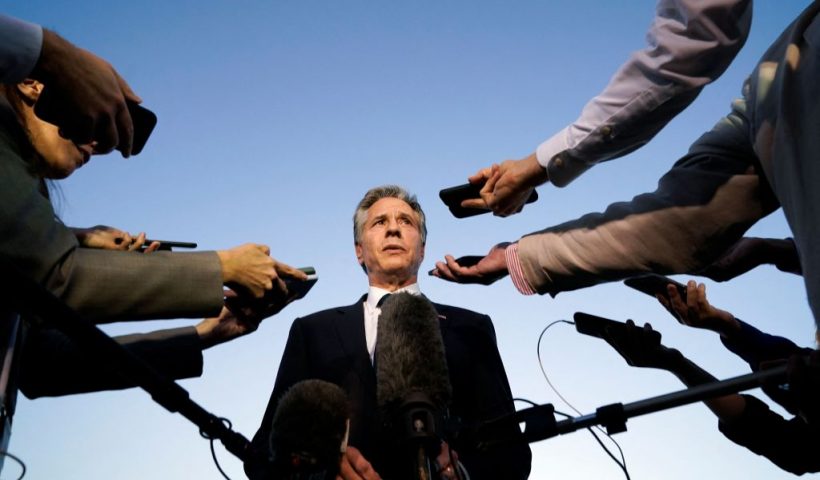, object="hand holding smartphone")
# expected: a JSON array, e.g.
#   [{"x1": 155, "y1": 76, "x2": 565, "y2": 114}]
[
  {"x1": 226, "y1": 267, "x2": 318, "y2": 321},
  {"x1": 439, "y1": 182, "x2": 538, "y2": 218},
  {"x1": 624, "y1": 274, "x2": 688, "y2": 303},
  {"x1": 126, "y1": 101, "x2": 157, "y2": 155}
]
